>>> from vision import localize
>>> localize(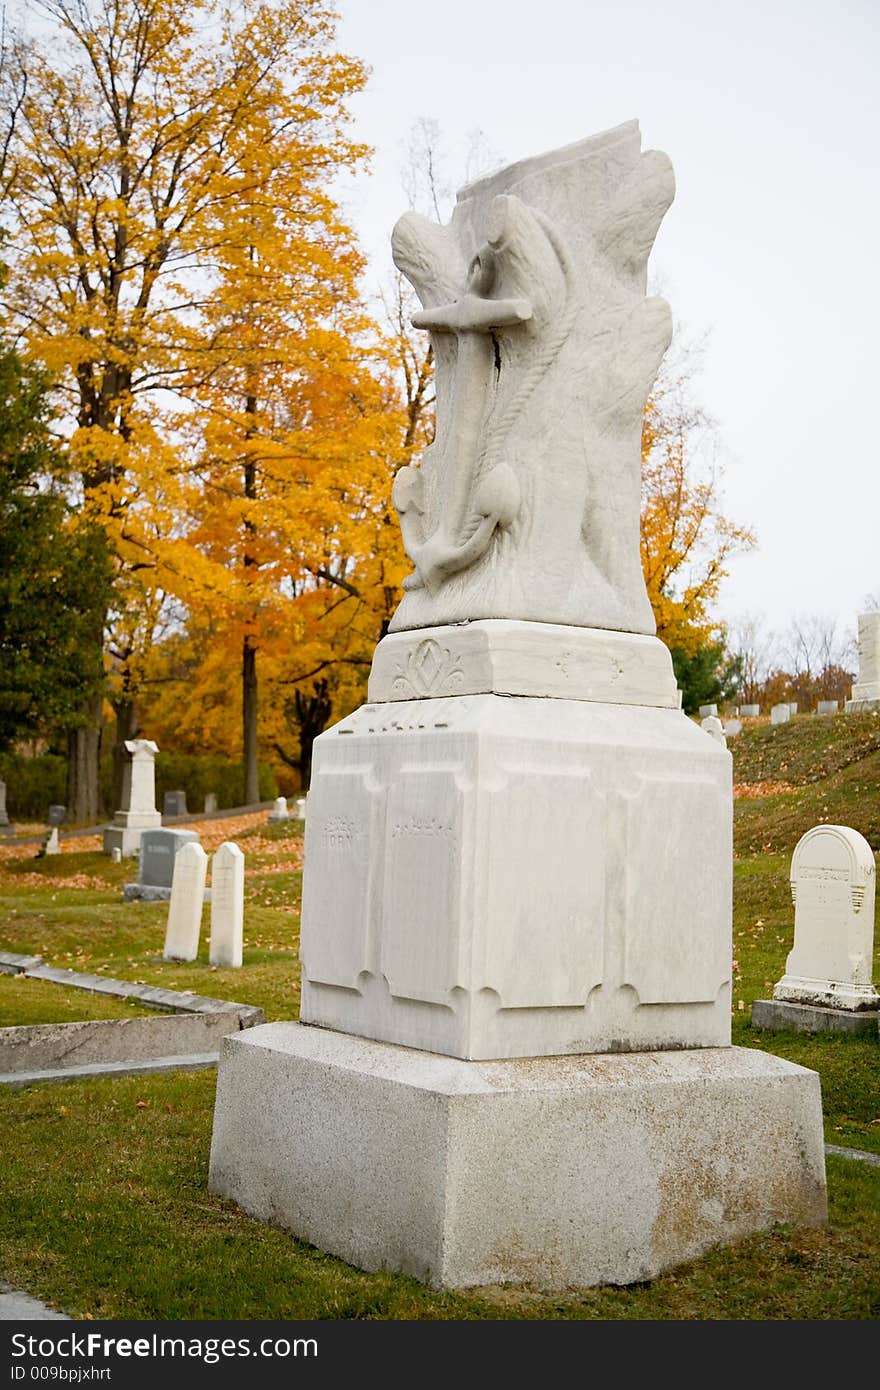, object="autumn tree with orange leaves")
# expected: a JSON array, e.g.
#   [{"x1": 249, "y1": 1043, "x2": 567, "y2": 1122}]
[
  {"x1": 0, "y1": 0, "x2": 377, "y2": 816},
  {"x1": 640, "y1": 340, "x2": 755, "y2": 707}
]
